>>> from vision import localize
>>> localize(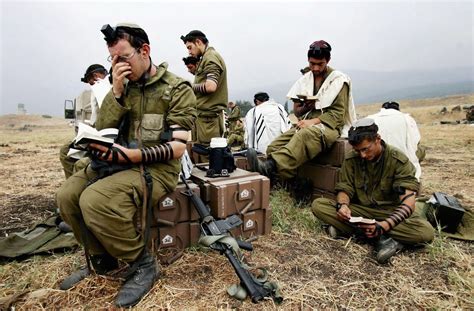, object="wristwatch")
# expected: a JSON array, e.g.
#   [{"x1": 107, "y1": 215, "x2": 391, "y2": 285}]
[{"x1": 336, "y1": 202, "x2": 348, "y2": 211}]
